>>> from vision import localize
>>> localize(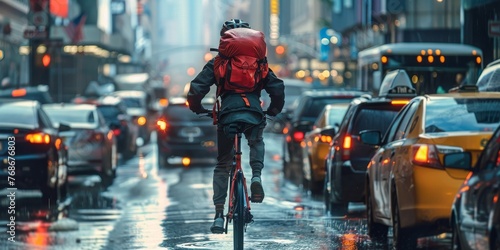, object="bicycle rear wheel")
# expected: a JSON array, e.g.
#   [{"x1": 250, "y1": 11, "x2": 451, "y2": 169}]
[{"x1": 233, "y1": 172, "x2": 245, "y2": 250}]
